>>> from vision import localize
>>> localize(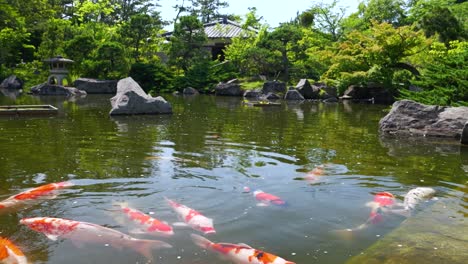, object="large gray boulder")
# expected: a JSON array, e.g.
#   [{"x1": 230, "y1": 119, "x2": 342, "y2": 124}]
[
  {"x1": 110, "y1": 77, "x2": 172, "y2": 115},
  {"x1": 261, "y1": 92, "x2": 281, "y2": 100},
  {"x1": 183, "y1": 87, "x2": 199, "y2": 95},
  {"x1": 296, "y1": 79, "x2": 319, "y2": 99},
  {"x1": 30, "y1": 83, "x2": 87, "y2": 97},
  {"x1": 243, "y1": 89, "x2": 262, "y2": 98},
  {"x1": 462, "y1": 122, "x2": 468, "y2": 145},
  {"x1": 0, "y1": 75, "x2": 23, "y2": 90},
  {"x1": 379, "y1": 100, "x2": 468, "y2": 140},
  {"x1": 74, "y1": 78, "x2": 117, "y2": 94},
  {"x1": 215, "y1": 79, "x2": 243, "y2": 96},
  {"x1": 262, "y1": 81, "x2": 286, "y2": 95},
  {"x1": 284, "y1": 89, "x2": 305, "y2": 100}
]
